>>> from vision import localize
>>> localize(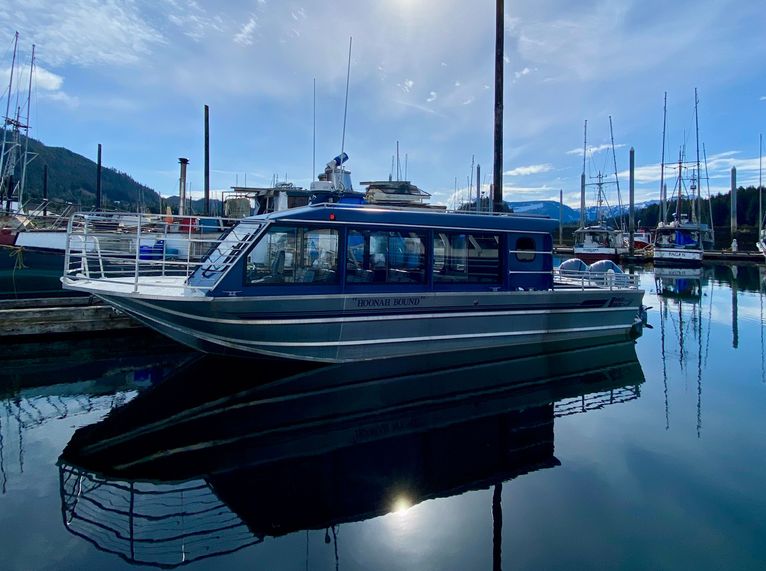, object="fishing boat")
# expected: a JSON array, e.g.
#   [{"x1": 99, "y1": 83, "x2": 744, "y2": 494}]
[
  {"x1": 61, "y1": 201, "x2": 645, "y2": 363},
  {"x1": 572, "y1": 119, "x2": 628, "y2": 263},
  {"x1": 651, "y1": 91, "x2": 715, "y2": 266}
]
